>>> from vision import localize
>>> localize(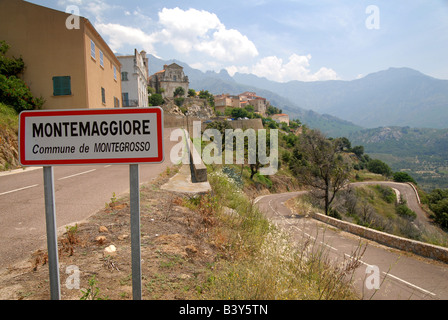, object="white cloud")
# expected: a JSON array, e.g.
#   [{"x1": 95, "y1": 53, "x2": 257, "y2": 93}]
[
  {"x1": 196, "y1": 28, "x2": 258, "y2": 62},
  {"x1": 95, "y1": 23, "x2": 157, "y2": 54},
  {"x1": 93, "y1": 7, "x2": 257, "y2": 63},
  {"x1": 58, "y1": 0, "x2": 122, "y2": 23},
  {"x1": 153, "y1": 7, "x2": 258, "y2": 61},
  {"x1": 84, "y1": 6, "x2": 337, "y2": 82},
  {"x1": 228, "y1": 53, "x2": 339, "y2": 82}
]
